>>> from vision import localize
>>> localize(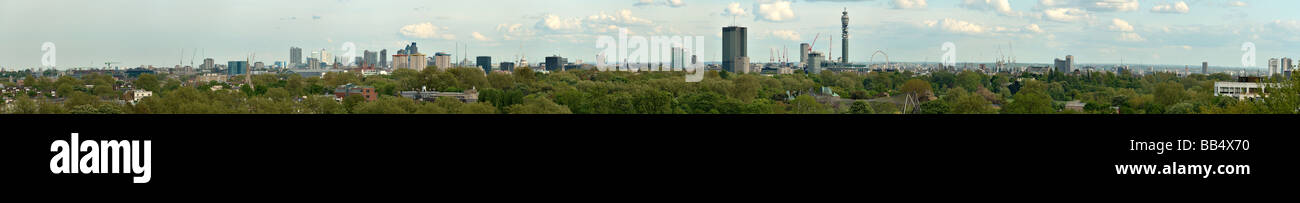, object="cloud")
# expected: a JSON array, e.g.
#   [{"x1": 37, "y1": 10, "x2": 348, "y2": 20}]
[
  {"x1": 755, "y1": 0, "x2": 796, "y2": 22},
  {"x1": 924, "y1": 18, "x2": 986, "y2": 34},
  {"x1": 892, "y1": 0, "x2": 928, "y2": 9},
  {"x1": 588, "y1": 9, "x2": 653, "y2": 25},
  {"x1": 635, "y1": 0, "x2": 686, "y2": 8},
  {"x1": 1272, "y1": 20, "x2": 1300, "y2": 33},
  {"x1": 1079, "y1": 0, "x2": 1140, "y2": 12},
  {"x1": 1108, "y1": 18, "x2": 1134, "y2": 32},
  {"x1": 472, "y1": 32, "x2": 493, "y2": 41},
  {"x1": 399, "y1": 22, "x2": 455, "y2": 39},
  {"x1": 769, "y1": 30, "x2": 801, "y2": 41},
  {"x1": 961, "y1": 0, "x2": 1016, "y2": 16},
  {"x1": 1025, "y1": 24, "x2": 1045, "y2": 33},
  {"x1": 1042, "y1": 7, "x2": 1090, "y2": 22},
  {"x1": 1150, "y1": 1, "x2": 1189, "y2": 14},
  {"x1": 723, "y1": 2, "x2": 749, "y2": 17},
  {"x1": 535, "y1": 14, "x2": 583, "y2": 32},
  {"x1": 1118, "y1": 32, "x2": 1145, "y2": 42},
  {"x1": 1226, "y1": 1, "x2": 1247, "y2": 7},
  {"x1": 1036, "y1": 0, "x2": 1139, "y2": 12},
  {"x1": 496, "y1": 23, "x2": 536, "y2": 40},
  {"x1": 531, "y1": 9, "x2": 656, "y2": 37}
]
